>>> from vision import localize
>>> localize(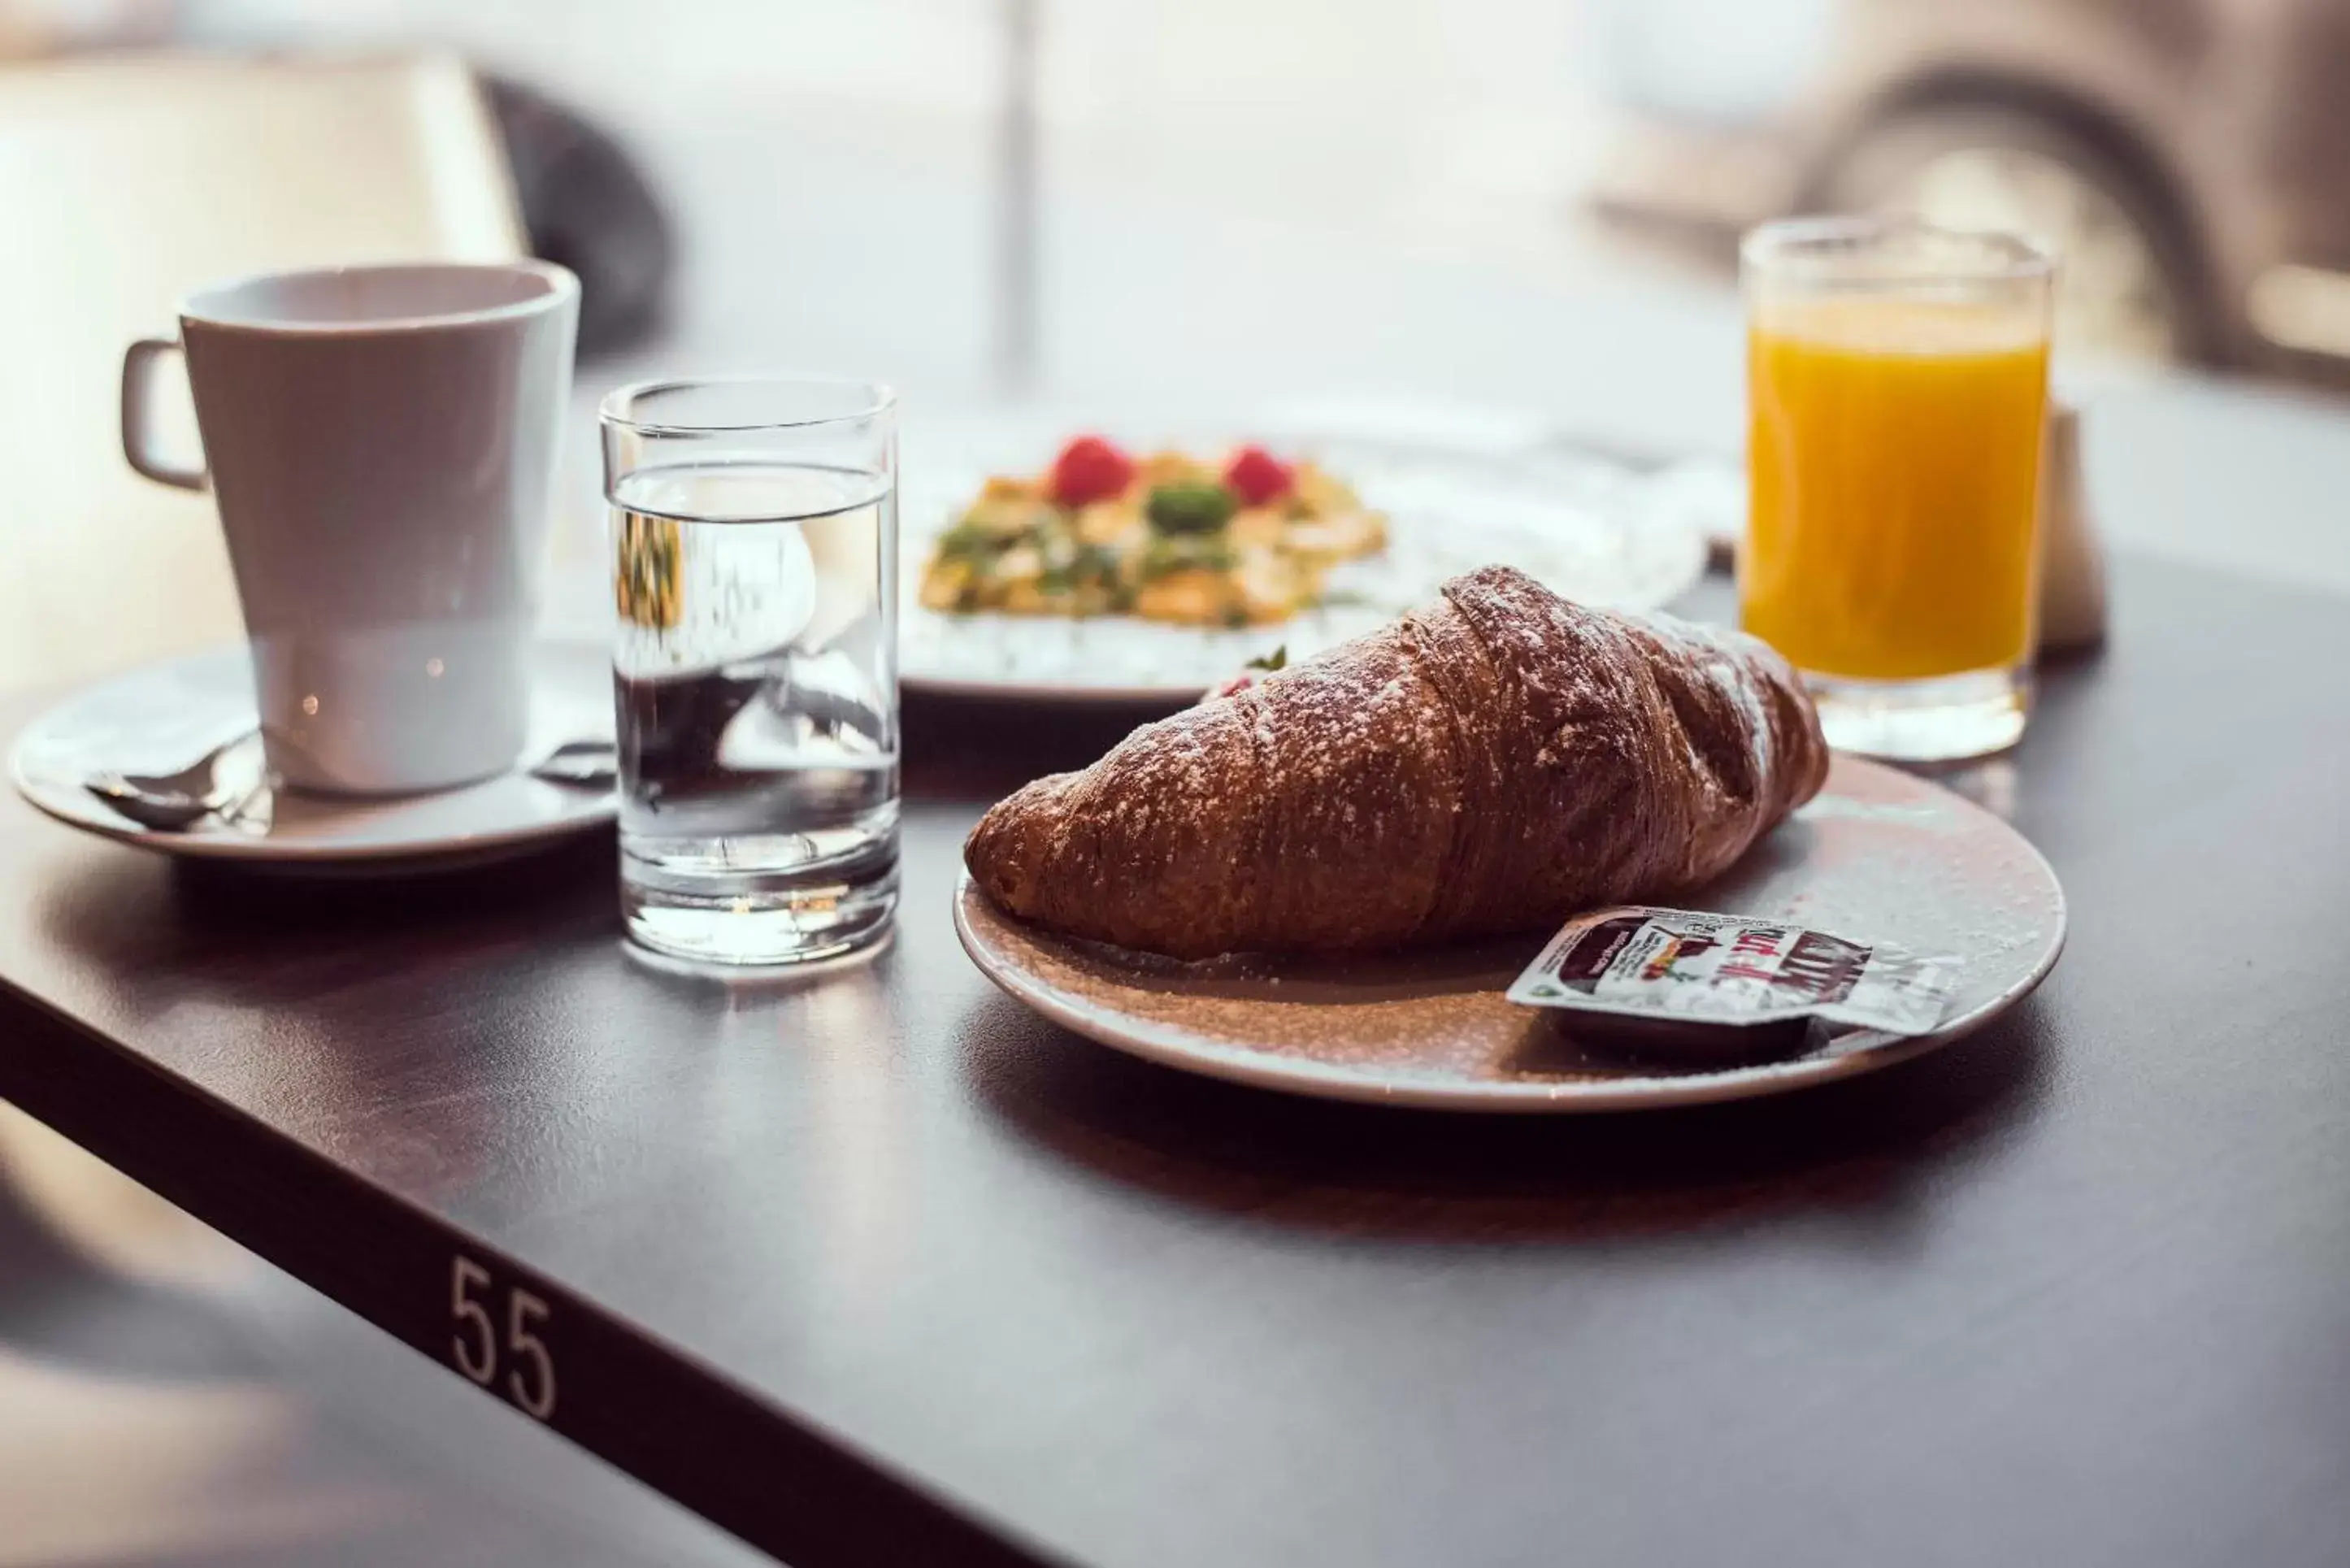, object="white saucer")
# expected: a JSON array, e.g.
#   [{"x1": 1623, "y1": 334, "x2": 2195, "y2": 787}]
[
  {"x1": 953, "y1": 755, "x2": 2066, "y2": 1111},
  {"x1": 11, "y1": 642, "x2": 615, "y2": 874}
]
